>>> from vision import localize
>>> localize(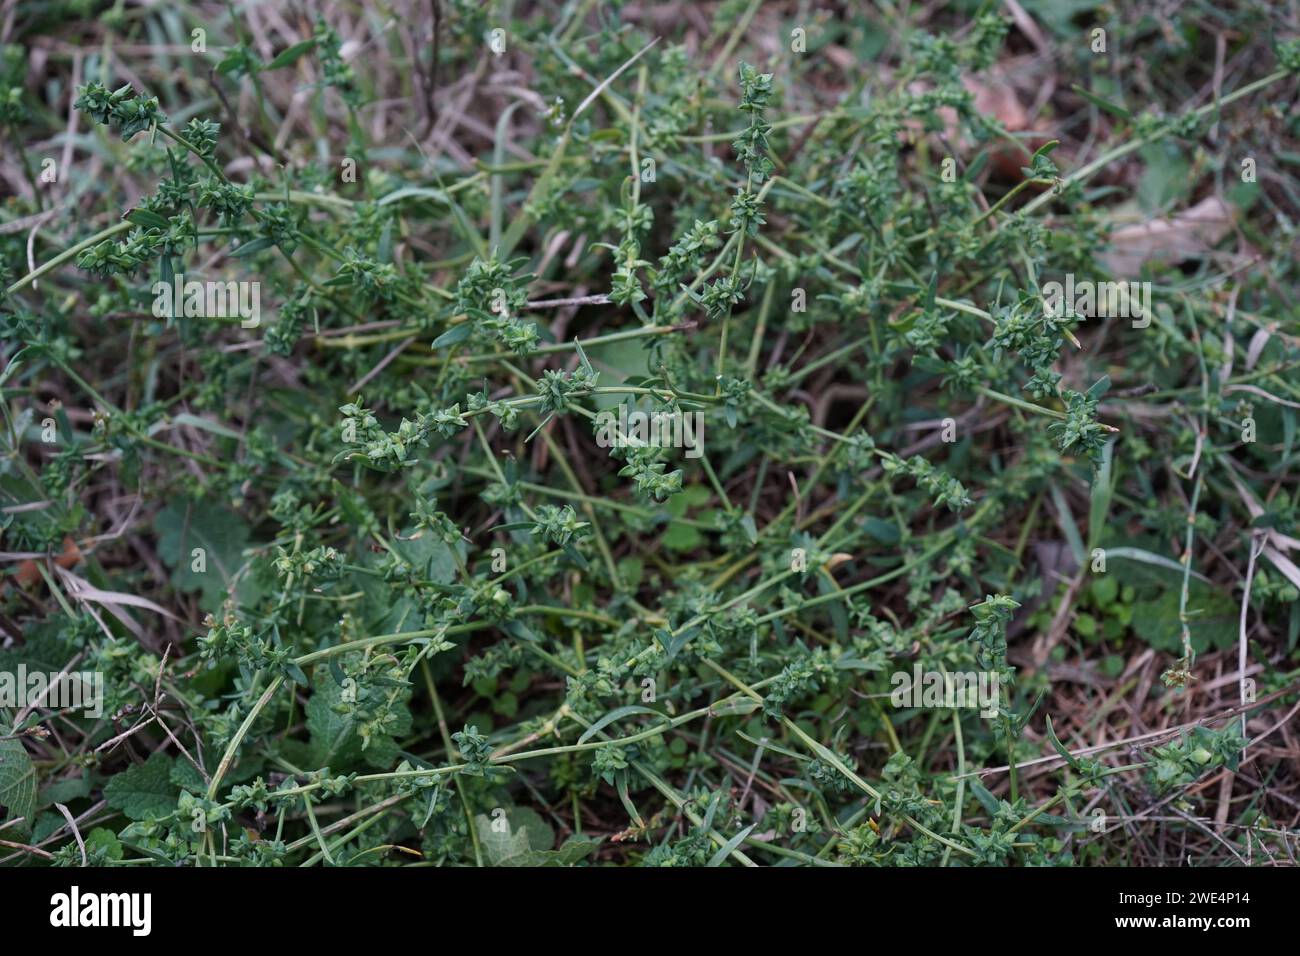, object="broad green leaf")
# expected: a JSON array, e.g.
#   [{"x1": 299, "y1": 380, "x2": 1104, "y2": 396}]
[
  {"x1": 661, "y1": 521, "x2": 703, "y2": 552},
  {"x1": 0, "y1": 719, "x2": 37, "y2": 836},
  {"x1": 306, "y1": 670, "x2": 412, "y2": 770},
  {"x1": 1137, "y1": 143, "x2": 1191, "y2": 213},
  {"x1": 153, "y1": 499, "x2": 251, "y2": 608},
  {"x1": 85, "y1": 827, "x2": 124, "y2": 861},
  {"x1": 169, "y1": 758, "x2": 206, "y2": 794},
  {"x1": 474, "y1": 806, "x2": 555, "y2": 864},
  {"x1": 1129, "y1": 584, "x2": 1237, "y2": 654},
  {"x1": 103, "y1": 752, "x2": 179, "y2": 821},
  {"x1": 499, "y1": 835, "x2": 601, "y2": 867},
  {"x1": 390, "y1": 526, "x2": 459, "y2": 584},
  {"x1": 40, "y1": 772, "x2": 92, "y2": 808}
]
